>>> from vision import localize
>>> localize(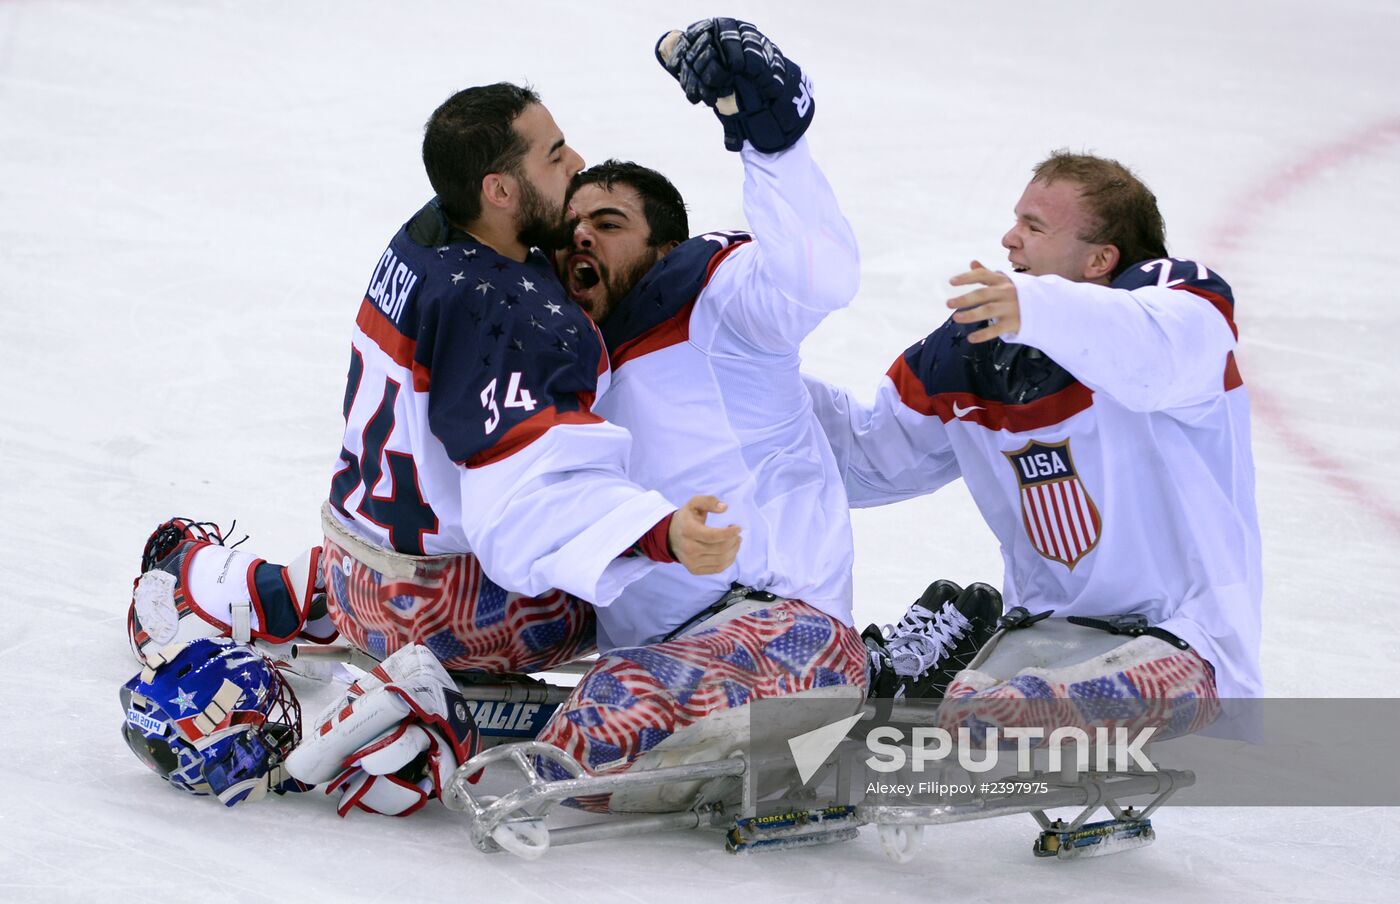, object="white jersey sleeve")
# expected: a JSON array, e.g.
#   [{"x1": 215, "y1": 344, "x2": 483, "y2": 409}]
[
  {"x1": 693, "y1": 137, "x2": 860, "y2": 354},
  {"x1": 1006, "y1": 260, "x2": 1238, "y2": 412},
  {"x1": 803, "y1": 372, "x2": 962, "y2": 507},
  {"x1": 456, "y1": 422, "x2": 673, "y2": 605}
]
